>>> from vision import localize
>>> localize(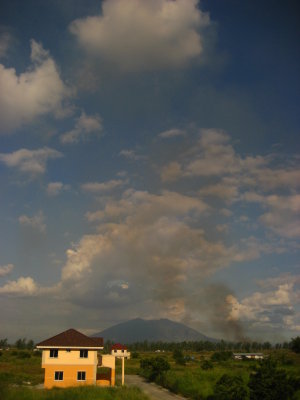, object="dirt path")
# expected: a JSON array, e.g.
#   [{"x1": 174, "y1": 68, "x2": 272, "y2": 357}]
[{"x1": 123, "y1": 374, "x2": 187, "y2": 400}]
